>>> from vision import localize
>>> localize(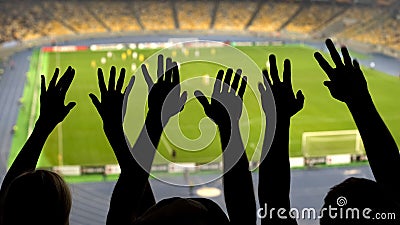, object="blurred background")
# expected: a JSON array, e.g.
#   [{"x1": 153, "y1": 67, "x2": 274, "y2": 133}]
[{"x1": 0, "y1": 0, "x2": 399, "y2": 224}]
